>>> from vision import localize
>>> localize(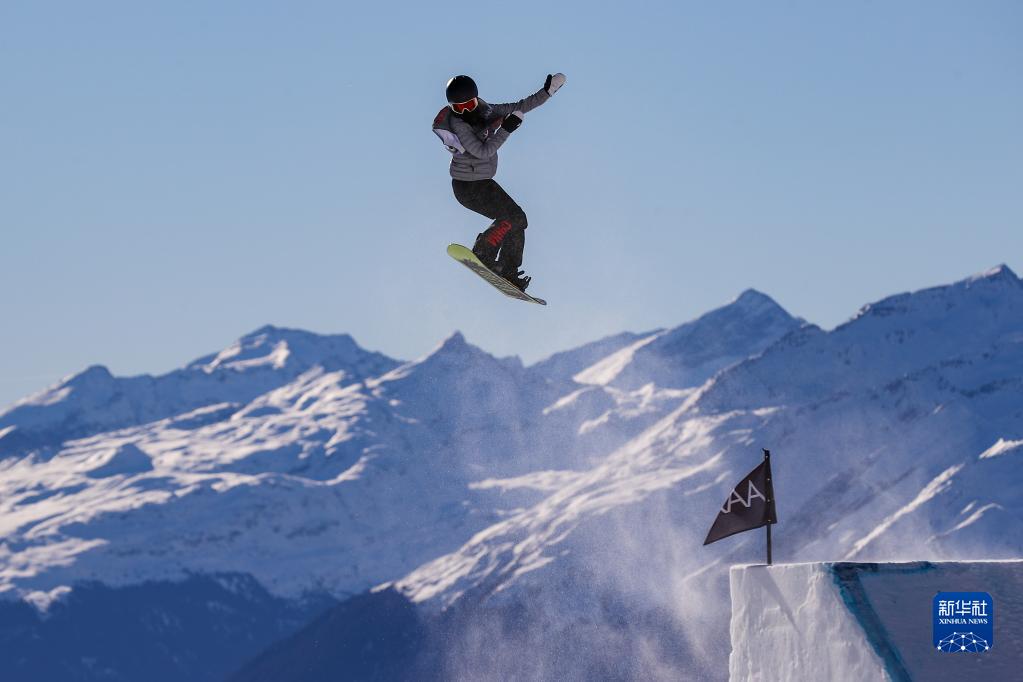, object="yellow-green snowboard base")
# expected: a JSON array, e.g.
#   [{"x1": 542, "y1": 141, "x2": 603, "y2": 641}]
[{"x1": 447, "y1": 244, "x2": 547, "y2": 306}]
